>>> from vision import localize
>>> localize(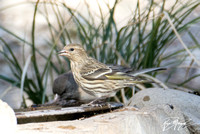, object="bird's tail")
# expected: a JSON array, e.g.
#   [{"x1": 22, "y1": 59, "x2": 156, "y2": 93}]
[
  {"x1": 129, "y1": 67, "x2": 167, "y2": 76},
  {"x1": 123, "y1": 79, "x2": 154, "y2": 87}
]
